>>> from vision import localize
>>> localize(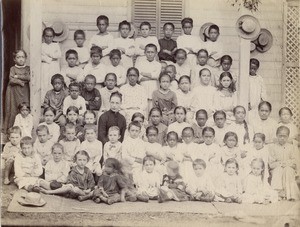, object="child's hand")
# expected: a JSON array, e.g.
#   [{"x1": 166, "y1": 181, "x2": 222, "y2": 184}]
[
  {"x1": 101, "y1": 45, "x2": 108, "y2": 50},
  {"x1": 84, "y1": 189, "x2": 91, "y2": 194},
  {"x1": 162, "y1": 49, "x2": 172, "y2": 55}
]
